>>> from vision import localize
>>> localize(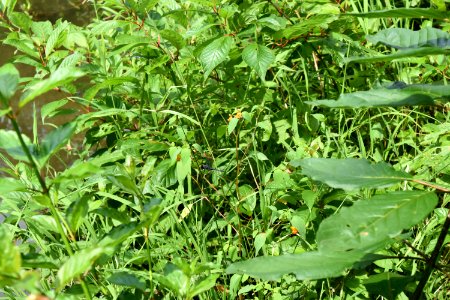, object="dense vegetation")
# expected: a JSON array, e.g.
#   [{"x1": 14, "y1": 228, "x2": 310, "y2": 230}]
[{"x1": 0, "y1": 0, "x2": 449, "y2": 299}]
